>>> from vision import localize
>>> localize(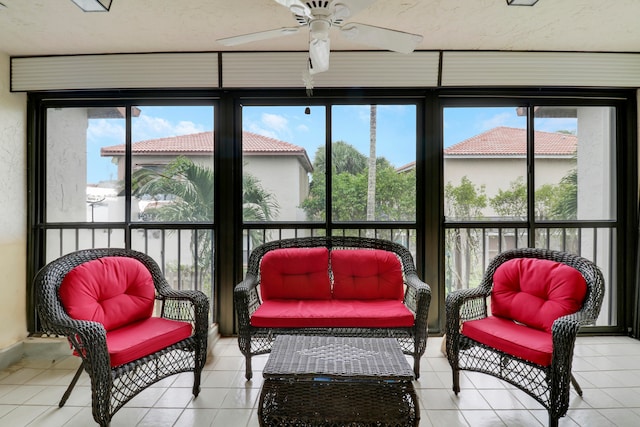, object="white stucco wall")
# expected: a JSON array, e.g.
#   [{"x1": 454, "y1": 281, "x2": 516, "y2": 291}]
[
  {"x1": 244, "y1": 155, "x2": 309, "y2": 221},
  {"x1": 444, "y1": 156, "x2": 574, "y2": 217},
  {"x1": 46, "y1": 108, "x2": 88, "y2": 222},
  {"x1": 120, "y1": 152, "x2": 310, "y2": 222},
  {"x1": 0, "y1": 52, "x2": 28, "y2": 350}
]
